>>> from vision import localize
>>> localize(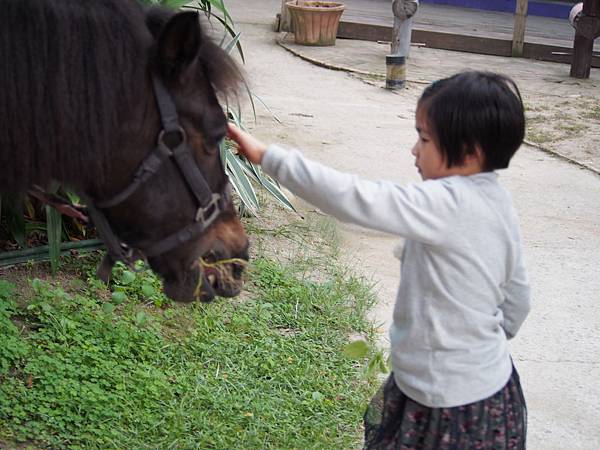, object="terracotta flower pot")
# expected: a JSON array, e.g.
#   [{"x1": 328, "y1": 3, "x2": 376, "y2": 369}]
[{"x1": 286, "y1": 2, "x2": 346, "y2": 46}]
